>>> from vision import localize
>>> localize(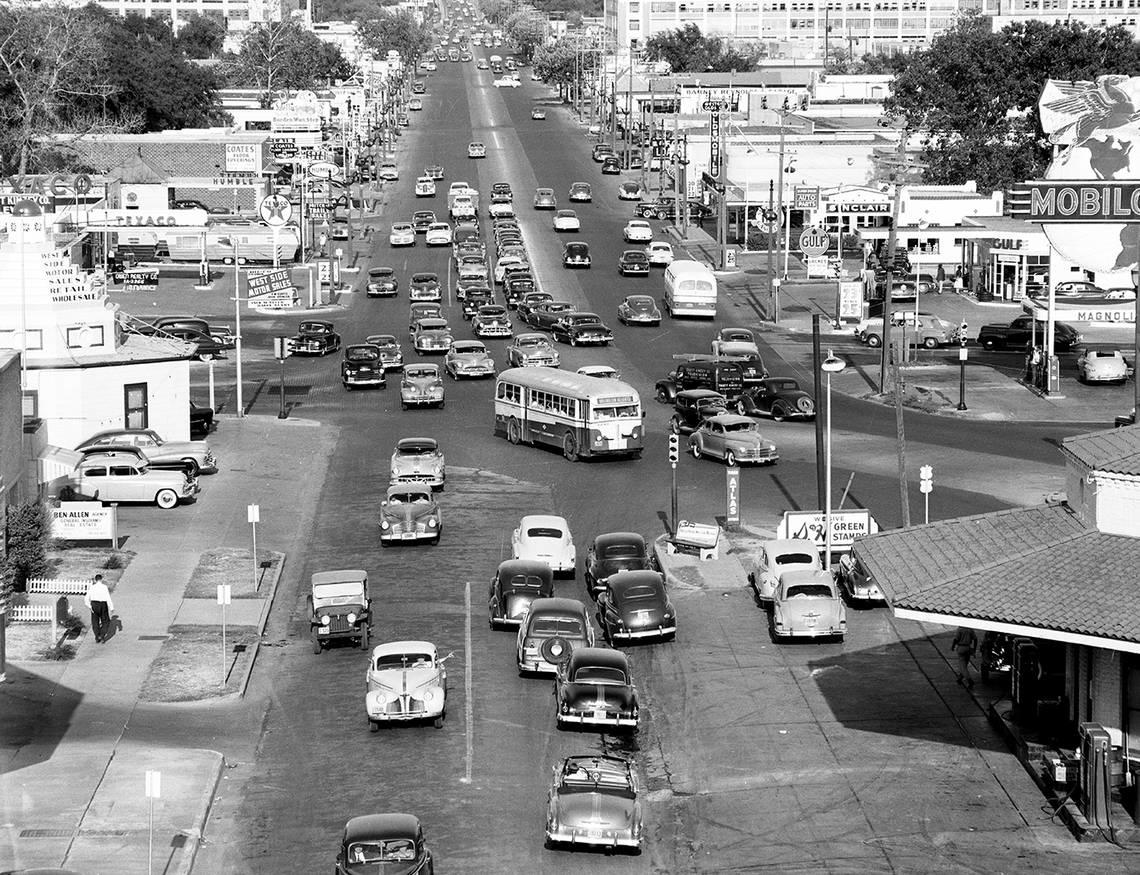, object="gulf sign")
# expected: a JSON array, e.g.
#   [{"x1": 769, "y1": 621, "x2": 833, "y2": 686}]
[{"x1": 1009, "y1": 181, "x2": 1140, "y2": 222}]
